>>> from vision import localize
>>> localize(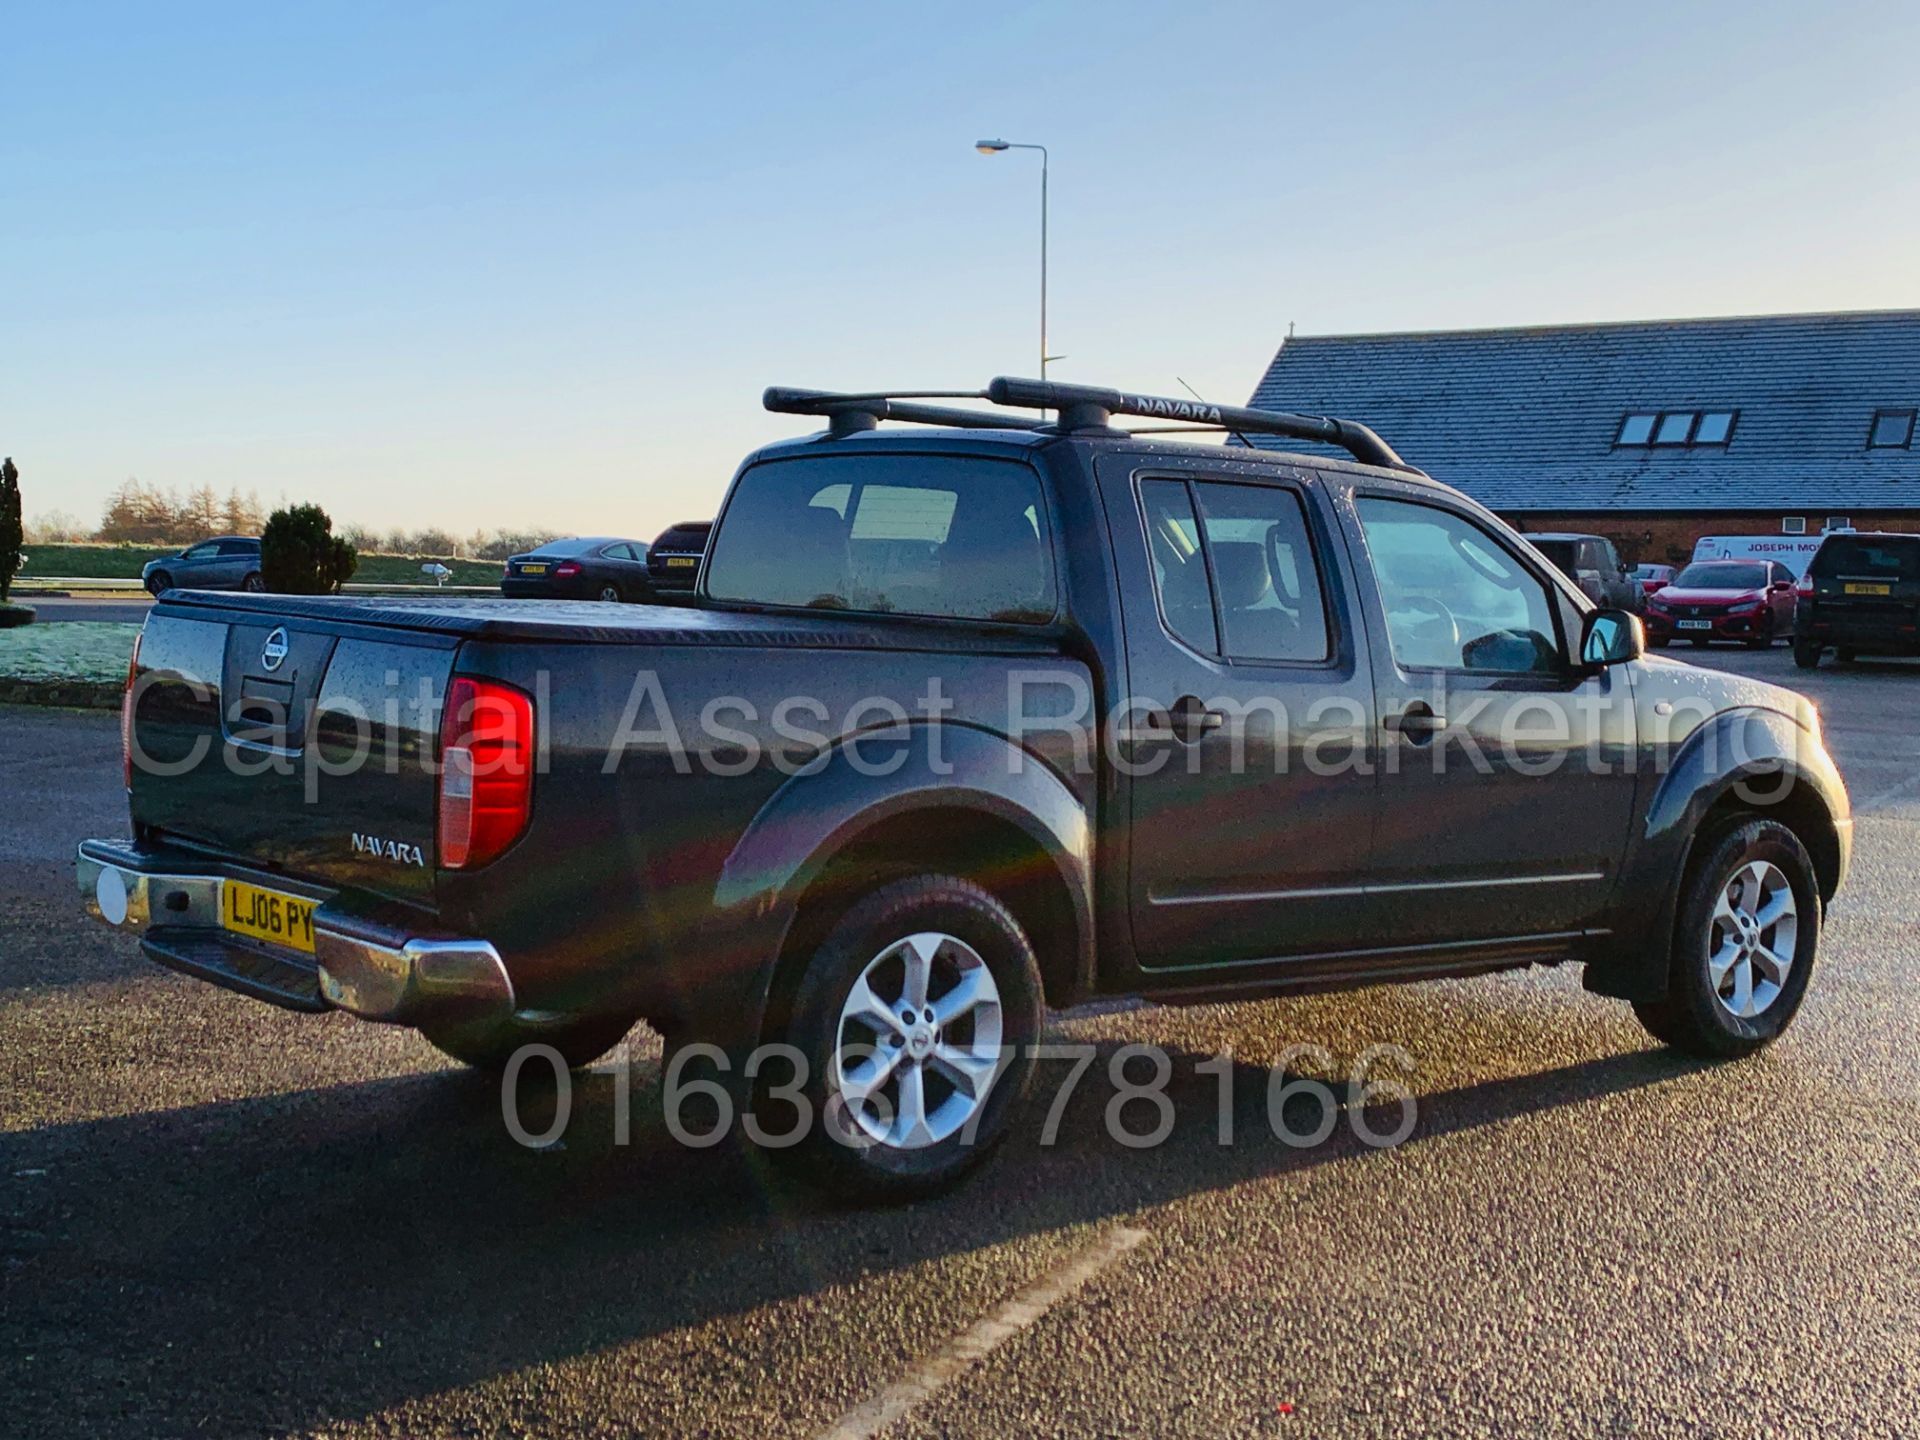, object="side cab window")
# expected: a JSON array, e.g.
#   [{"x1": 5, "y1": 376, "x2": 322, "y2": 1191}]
[
  {"x1": 1355, "y1": 496, "x2": 1567, "y2": 675},
  {"x1": 1138, "y1": 477, "x2": 1333, "y2": 664}
]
